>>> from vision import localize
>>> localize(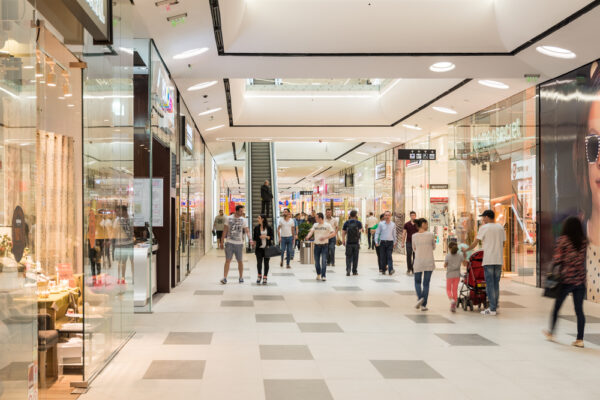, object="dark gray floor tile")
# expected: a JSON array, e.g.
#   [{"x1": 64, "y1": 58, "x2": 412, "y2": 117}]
[
  {"x1": 370, "y1": 360, "x2": 443, "y2": 379},
  {"x1": 395, "y1": 290, "x2": 416, "y2": 295},
  {"x1": 143, "y1": 360, "x2": 206, "y2": 379},
  {"x1": 194, "y1": 290, "x2": 224, "y2": 296},
  {"x1": 264, "y1": 379, "x2": 333, "y2": 400},
  {"x1": 351, "y1": 300, "x2": 389, "y2": 308},
  {"x1": 253, "y1": 295, "x2": 285, "y2": 301},
  {"x1": 297, "y1": 322, "x2": 344, "y2": 333},
  {"x1": 435, "y1": 333, "x2": 498, "y2": 346},
  {"x1": 221, "y1": 300, "x2": 254, "y2": 307},
  {"x1": 373, "y1": 279, "x2": 399, "y2": 283},
  {"x1": 260, "y1": 345, "x2": 314, "y2": 360},
  {"x1": 405, "y1": 314, "x2": 455, "y2": 324},
  {"x1": 163, "y1": 332, "x2": 213, "y2": 345},
  {"x1": 562, "y1": 315, "x2": 600, "y2": 323},
  {"x1": 272, "y1": 272, "x2": 295, "y2": 276},
  {"x1": 253, "y1": 282, "x2": 279, "y2": 286},
  {"x1": 256, "y1": 314, "x2": 296, "y2": 323},
  {"x1": 333, "y1": 286, "x2": 363, "y2": 291},
  {"x1": 499, "y1": 301, "x2": 525, "y2": 309}
]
